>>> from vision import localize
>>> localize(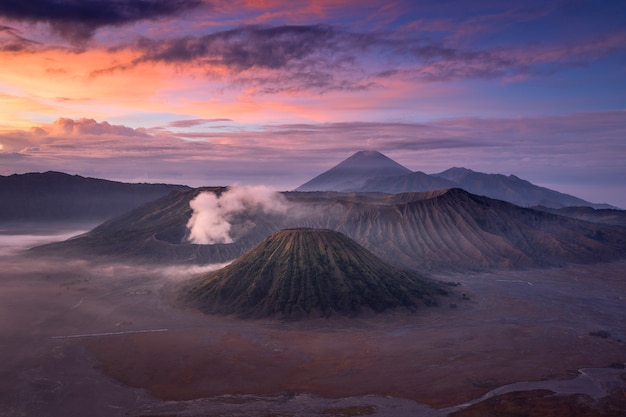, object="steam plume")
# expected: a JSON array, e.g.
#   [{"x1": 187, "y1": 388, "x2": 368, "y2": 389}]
[{"x1": 186, "y1": 185, "x2": 289, "y2": 244}]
